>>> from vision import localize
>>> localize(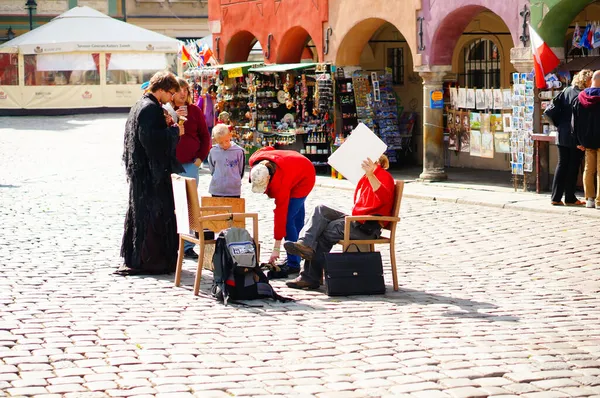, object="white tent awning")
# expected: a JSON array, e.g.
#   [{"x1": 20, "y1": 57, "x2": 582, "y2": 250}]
[{"x1": 0, "y1": 6, "x2": 180, "y2": 55}]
